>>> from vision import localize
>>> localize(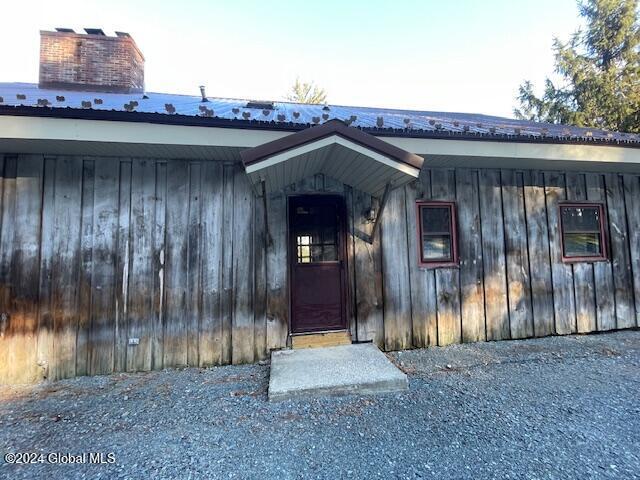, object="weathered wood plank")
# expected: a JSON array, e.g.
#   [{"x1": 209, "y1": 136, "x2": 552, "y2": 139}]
[
  {"x1": 51, "y1": 156, "x2": 83, "y2": 380},
  {"x1": 523, "y1": 171, "x2": 555, "y2": 336},
  {"x1": 127, "y1": 159, "x2": 154, "y2": 372},
  {"x1": 151, "y1": 161, "x2": 167, "y2": 369},
  {"x1": 622, "y1": 174, "x2": 640, "y2": 327},
  {"x1": 76, "y1": 159, "x2": 95, "y2": 376},
  {"x1": 605, "y1": 173, "x2": 636, "y2": 329},
  {"x1": 353, "y1": 189, "x2": 384, "y2": 347},
  {"x1": 266, "y1": 191, "x2": 289, "y2": 351},
  {"x1": 585, "y1": 173, "x2": 616, "y2": 331},
  {"x1": 456, "y1": 169, "x2": 486, "y2": 343},
  {"x1": 187, "y1": 162, "x2": 202, "y2": 366},
  {"x1": 381, "y1": 186, "x2": 412, "y2": 350},
  {"x1": 6, "y1": 155, "x2": 44, "y2": 383},
  {"x1": 35, "y1": 158, "x2": 56, "y2": 380},
  {"x1": 544, "y1": 171, "x2": 576, "y2": 335},
  {"x1": 89, "y1": 158, "x2": 119, "y2": 376},
  {"x1": 163, "y1": 160, "x2": 189, "y2": 367},
  {"x1": 343, "y1": 185, "x2": 357, "y2": 340},
  {"x1": 253, "y1": 182, "x2": 268, "y2": 360},
  {"x1": 231, "y1": 167, "x2": 255, "y2": 364},
  {"x1": 113, "y1": 160, "x2": 131, "y2": 374},
  {"x1": 501, "y1": 170, "x2": 534, "y2": 339},
  {"x1": 431, "y1": 169, "x2": 461, "y2": 346},
  {"x1": 220, "y1": 163, "x2": 234, "y2": 363},
  {"x1": 566, "y1": 172, "x2": 597, "y2": 333},
  {"x1": 479, "y1": 169, "x2": 510, "y2": 341},
  {"x1": 199, "y1": 161, "x2": 223, "y2": 366},
  {"x1": 0, "y1": 155, "x2": 10, "y2": 383},
  {"x1": 405, "y1": 170, "x2": 437, "y2": 348}
]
